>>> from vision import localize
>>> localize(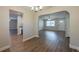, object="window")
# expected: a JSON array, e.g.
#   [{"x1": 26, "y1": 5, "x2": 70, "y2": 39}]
[{"x1": 46, "y1": 20, "x2": 55, "y2": 26}]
